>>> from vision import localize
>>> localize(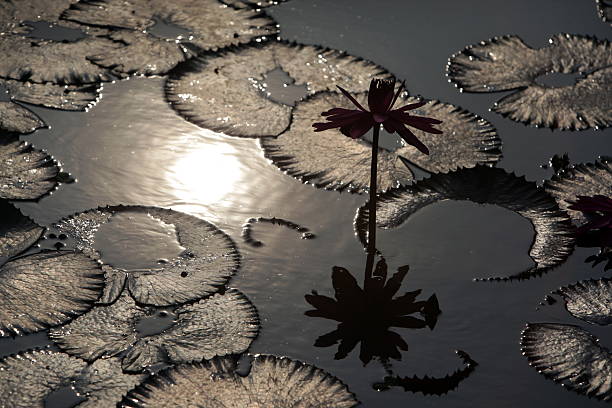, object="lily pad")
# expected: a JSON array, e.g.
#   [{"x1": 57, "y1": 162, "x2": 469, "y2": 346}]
[
  {"x1": 262, "y1": 92, "x2": 501, "y2": 192},
  {"x1": 121, "y1": 354, "x2": 358, "y2": 407},
  {"x1": 62, "y1": 0, "x2": 277, "y2": 51},
  {"x1": 50, "y1": 289, "x2": 259, "y2": 372},
  {"x1": 447, "y1": 34, "x2": 612, "y2": 130},
  {"x1": 0, "y1": 138, "x2": 60, "y2": 200},
  {"x1": 0, "y1": 34, "x2": 116, "y2": 84},
  {"x1": 0, "y1": 0, "x2": 80, "y2": 33},
  {"x1": 0, "y1": 251, "x2": 104, "y2": 336},
  {"x1": 241, "y1": 216, "x2": 315, "y2": 247},
  {"x1": 1, "y1": 79, "x2": 100, "y2": 111},
  {"x1": 55, "y1": 205, "x2": 241, "y2": 306},
  {"x1": 553, "y1": 278, "x2": 612, "y2": 325},
  {"x1": 355, "y1": 166, "x2": 575, "y2": 280},
  {"x1": 0, "y1": 199, "x2": 44, "y2": 260},
  {"x1": 521, "y1": 323, "x2": 612, "y2": 401},
  {"x1": 165, "y1": 40, "x2": 391, "y2": 138},
  {"x1": 545, "y1": 159, "x2": 612, "y2": 225},
  {"x1": 87, "y1": 30, "x2": 189, "y2": 77},
  {"x1": 0, "y1": 101, "x2": 45, "y2": 134}
]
